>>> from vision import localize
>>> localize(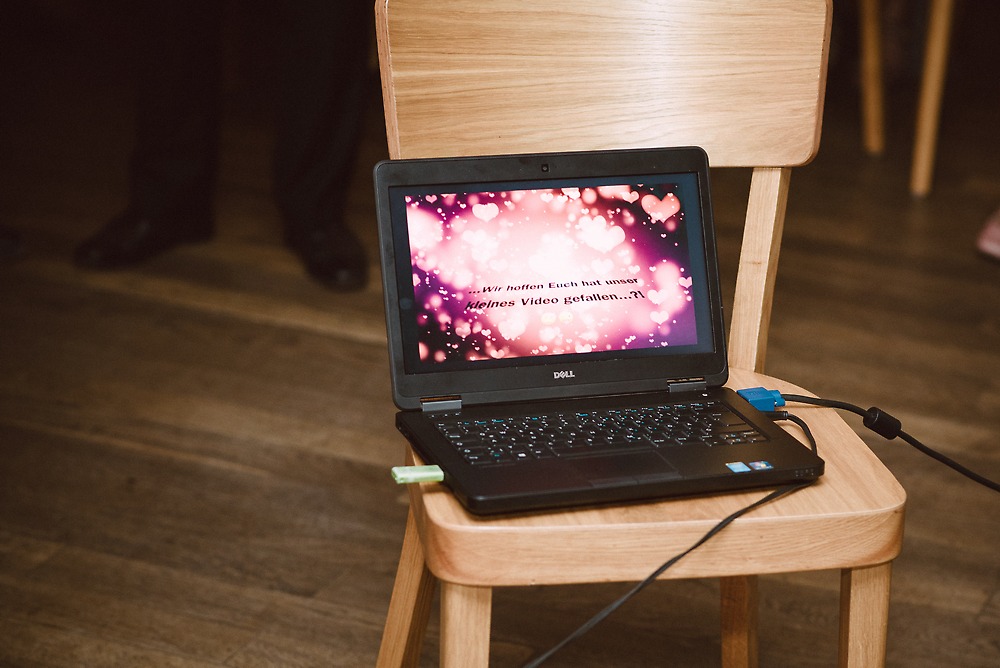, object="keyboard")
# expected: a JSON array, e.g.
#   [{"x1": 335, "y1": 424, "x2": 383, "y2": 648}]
[{"x1": 433, "y1": 400, "x2": 766, "y2": 466}]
